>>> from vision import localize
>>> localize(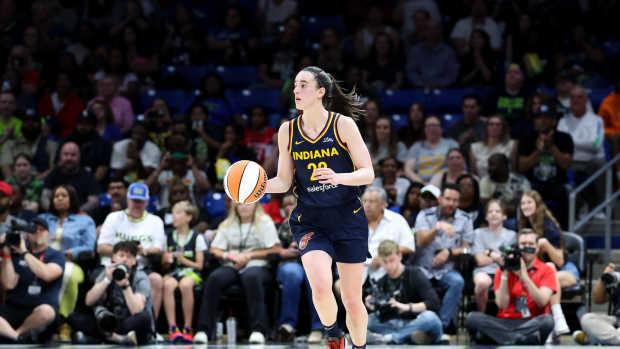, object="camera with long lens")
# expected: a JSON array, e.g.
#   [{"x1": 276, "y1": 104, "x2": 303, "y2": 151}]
[
  {"x1": 0, "y1": 221, "x2": 37, "y2": 248},
  {"x1": 500, "y1": 244, "x2": 521, "y2": 271},
  {"x1": 94, "y1": 305, "x2": 119, "y2": 333},
  {"x1": 601, "y1": 267, "x2": 620, "y2": 325},
  {"x1": 368, "y1": 279, "x2": 399, "y2": 321},
  {"x1": 113, "y1": 264, "x2": 129, "y2": 281}
]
